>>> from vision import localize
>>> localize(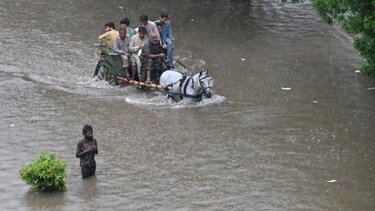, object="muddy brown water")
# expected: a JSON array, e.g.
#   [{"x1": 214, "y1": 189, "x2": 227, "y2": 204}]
[{"x1": 0, "y1": 0, "x2": 374, "y2": 210}]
